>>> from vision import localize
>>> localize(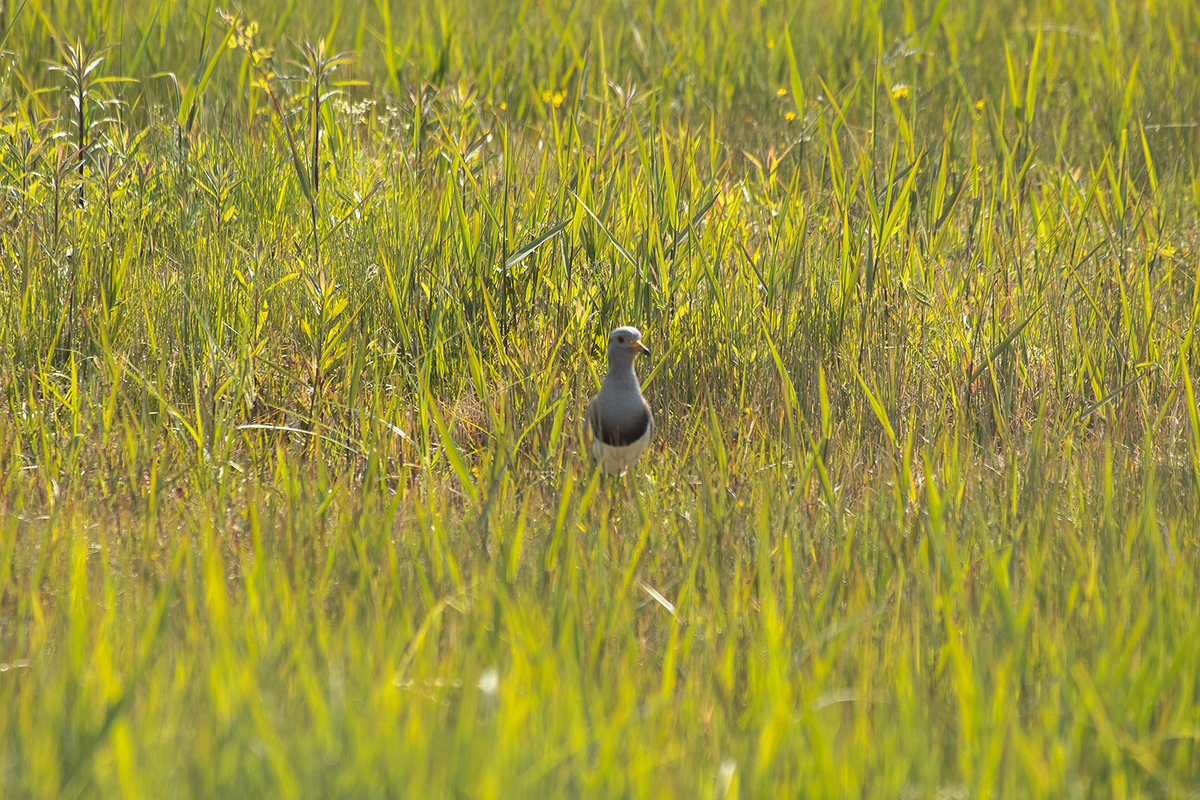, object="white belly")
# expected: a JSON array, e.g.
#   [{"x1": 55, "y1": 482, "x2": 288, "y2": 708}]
[{"x1": 591, "y1": 429, "x2": 651, "y2": 475}]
